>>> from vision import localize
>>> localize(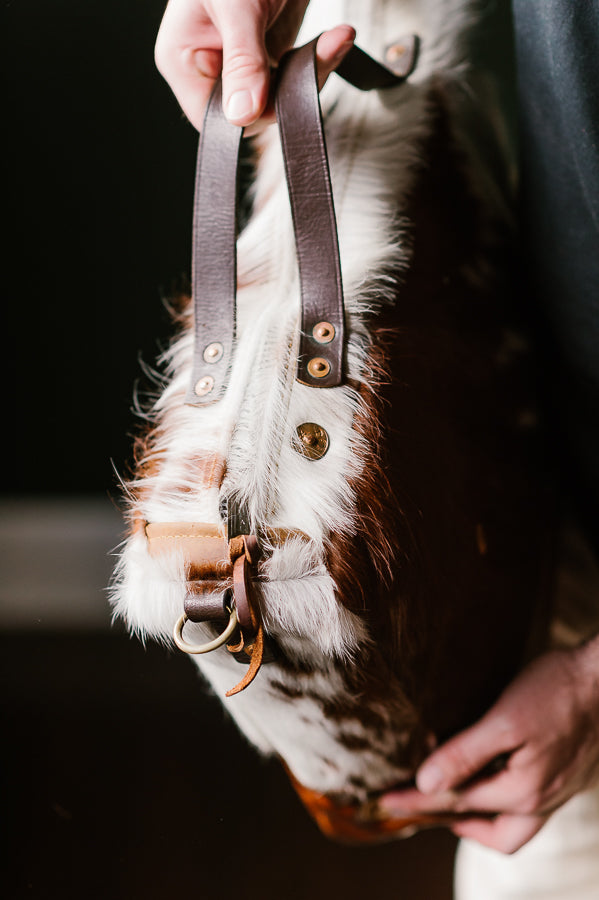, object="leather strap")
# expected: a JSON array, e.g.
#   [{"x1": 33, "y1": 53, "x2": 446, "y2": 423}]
[
  {"x1": 146, "y1": 520, "x2": 309, "y2": 626},
  {"x1": 184, "y1": 78, "x2": 243, "y2": 405},
  {"x1": 337, "y1": 36, "x2": 419, "y2": 88},
  {"x1": 146, "y1": 521, "x2": 229, "y2": 578},
  {"x1": 185, "y1": 35, "x2": 418, "y2": 405},
  {"x1": 225, "y1": 623, "x2": 265, "y2": 697},
  {"x1": 275, "y1": 38, "x2": 344, "y2": 388},
  {"x1": 146, "y1": 521, "x2": 309, "y2": 562}
]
